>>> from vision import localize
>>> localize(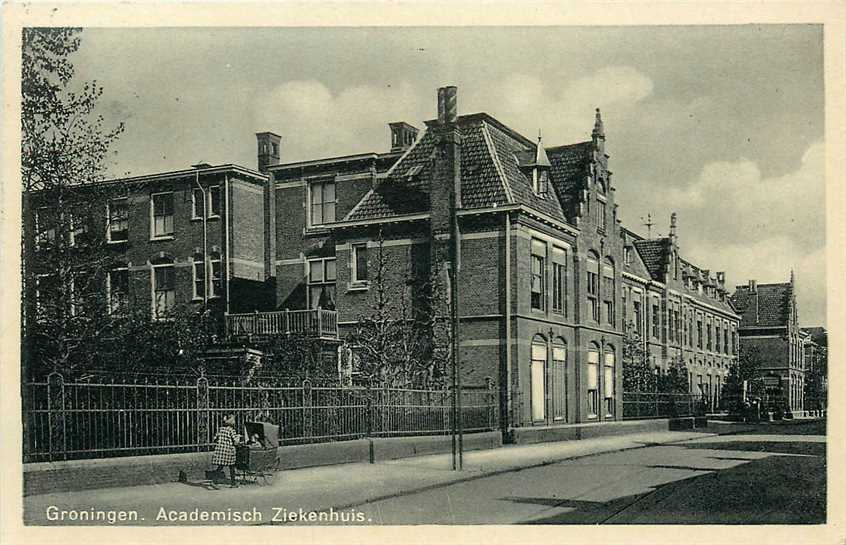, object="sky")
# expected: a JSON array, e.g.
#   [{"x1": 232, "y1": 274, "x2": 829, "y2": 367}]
[{"x1": 71, "y1": 25, "x2": 826, "y2": 326}]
